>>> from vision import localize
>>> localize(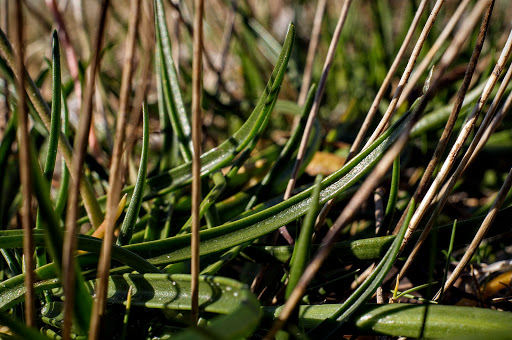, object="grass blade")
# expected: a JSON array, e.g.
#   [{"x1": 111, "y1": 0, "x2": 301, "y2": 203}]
[
  {"x1": 155, "y1": 0, "x2": 193, "y2": 161},
  {"x1": 286, "y1": 175, "x2": 323, "y2": 298},
  {"x1": 117, "y1": 102, "x2": 150, "y2": 246}
]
